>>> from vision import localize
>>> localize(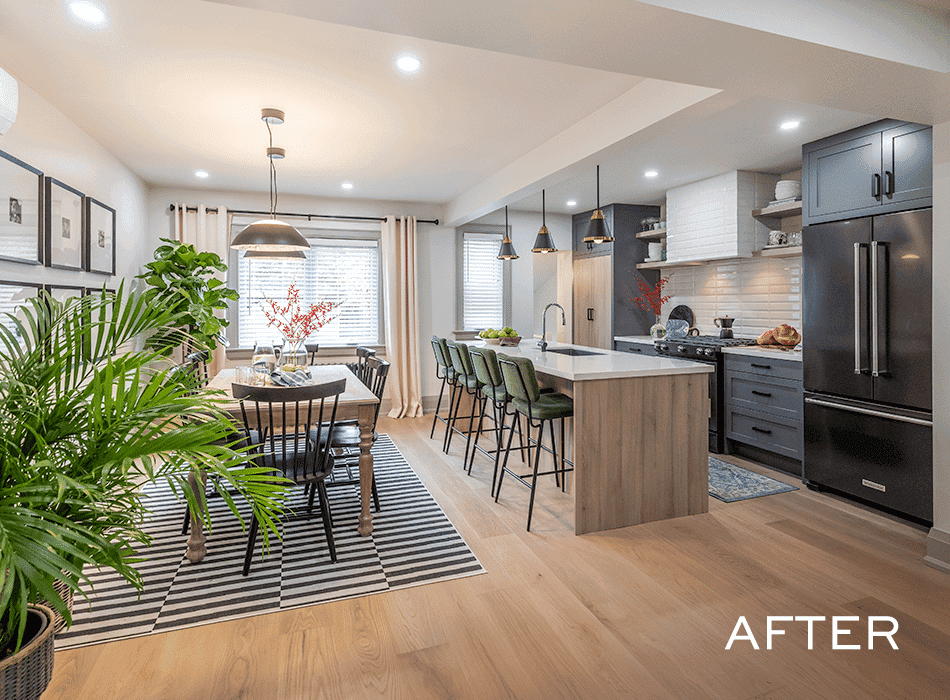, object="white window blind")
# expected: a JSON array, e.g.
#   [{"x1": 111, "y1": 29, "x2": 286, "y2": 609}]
[
  {"x1": 462, "y1": 232, "x2": 504, "y2": 330},
  {"x1": 237, "y1": 236, "x2": 381, "y2": 347}
]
